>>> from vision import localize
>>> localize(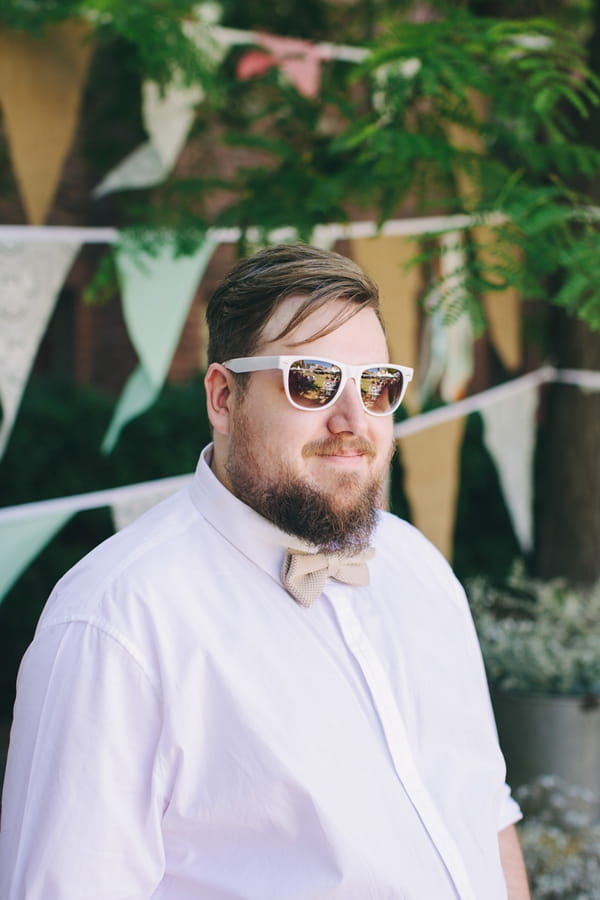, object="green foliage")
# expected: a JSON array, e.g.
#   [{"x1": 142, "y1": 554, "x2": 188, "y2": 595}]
[
  {"x1": 336, "y1": 14, "x2": 600, "y2": 327},
  {"x1": 497, "y1": 182, "x2": 600, "y2": 328},
  {"x1": 162, "y1": 9, "x2": 600, "y2": 328},
  {"x1": 0, "y1": 0, "x2": 217, "y2": 86},
  {"x1": 0, "y1": 0, "x2": 84, "y2": 32},
  {"x1": 220, "y1": 0, "x2": 331, "y2": 39}
]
